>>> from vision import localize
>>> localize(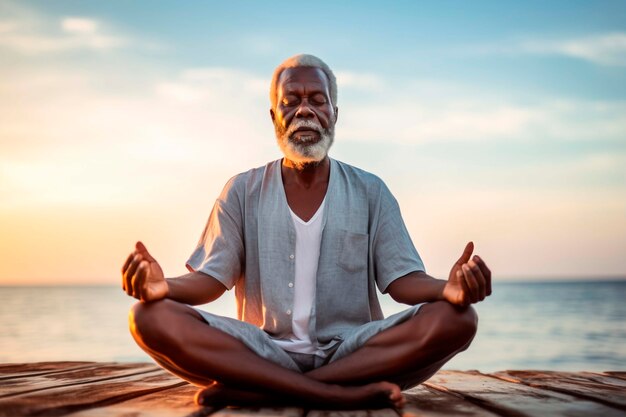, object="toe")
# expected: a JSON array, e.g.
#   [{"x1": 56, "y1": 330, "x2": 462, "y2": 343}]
[
  {"x1": 384, "y1": 383, "x2": 405, "y2": 408},
  {"x1": 194, "y1": 382, "x2": 218, "y2": 406},
  {"x1": 396, "y1": 395, "x2": 406, "y2": 409}
]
